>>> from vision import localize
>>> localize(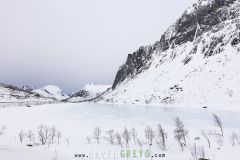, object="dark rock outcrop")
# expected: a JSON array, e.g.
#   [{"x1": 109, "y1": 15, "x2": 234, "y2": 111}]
[
  {"x1": 70, "y1": 90, "x2": 90, "y2": 98},
  {"x1": 112, "y1": 46, "x2": 153, "y2": 89},
  {"x1": 22, "y1": 85, "x2": 35, "y2": 93}
]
